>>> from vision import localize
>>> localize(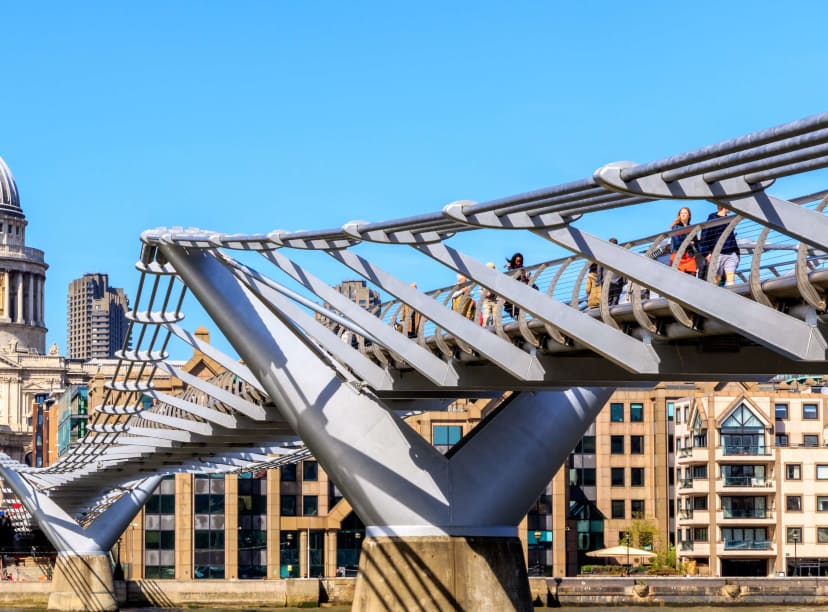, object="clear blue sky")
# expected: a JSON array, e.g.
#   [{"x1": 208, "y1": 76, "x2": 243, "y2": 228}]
[{"x1": 2, "y1": 2, "x2": 827, "y2": 358}]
